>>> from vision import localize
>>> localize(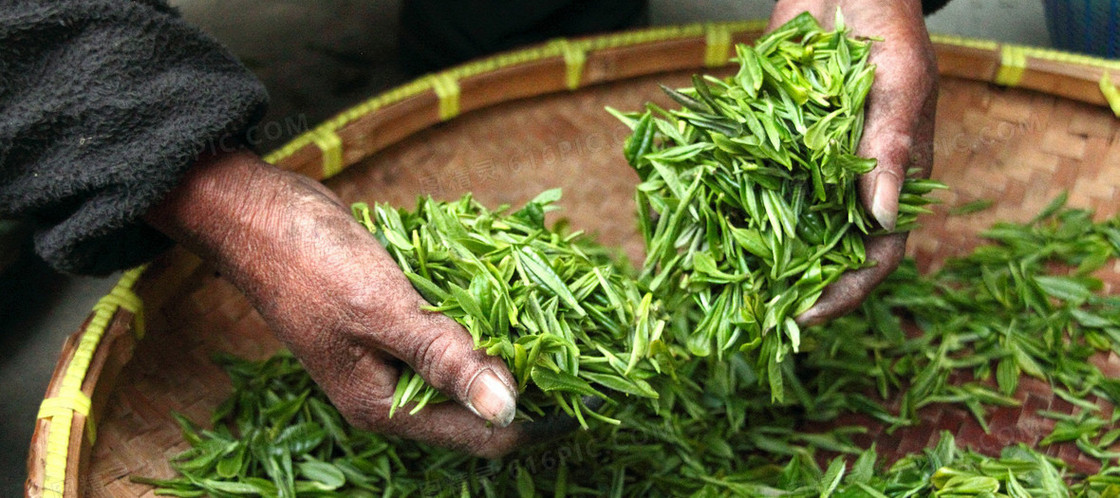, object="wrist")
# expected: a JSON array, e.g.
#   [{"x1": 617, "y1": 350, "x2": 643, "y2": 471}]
[
  {"x1": 145, "y1": 149, "x2": 287, "y2": 275},
  {"x1": 772, "y1": 0, "x2": 924, "y2": 22}
]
